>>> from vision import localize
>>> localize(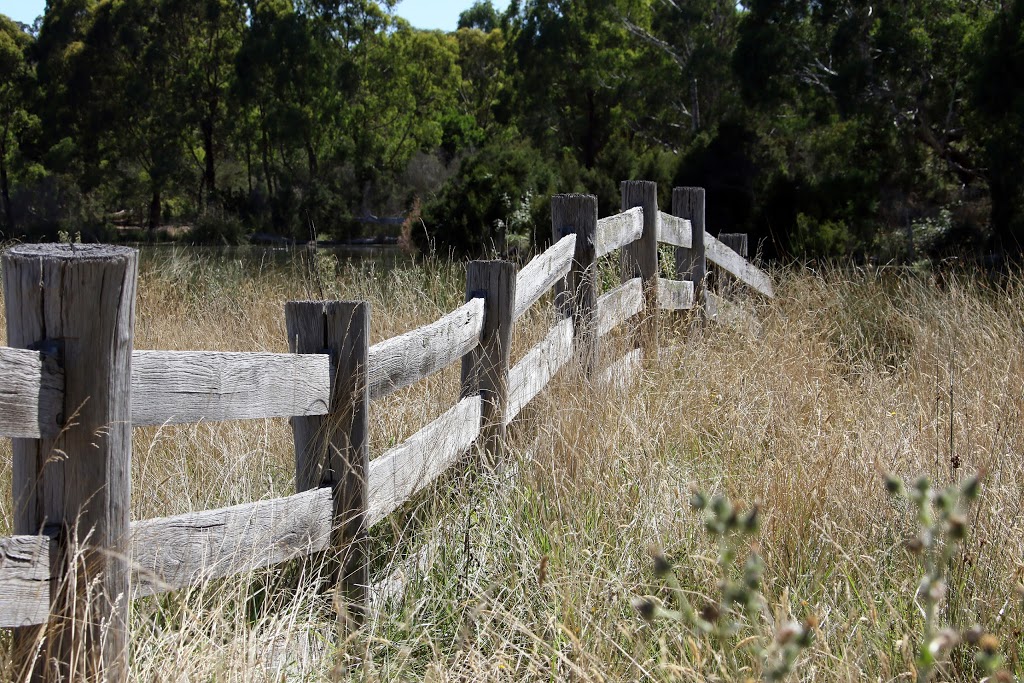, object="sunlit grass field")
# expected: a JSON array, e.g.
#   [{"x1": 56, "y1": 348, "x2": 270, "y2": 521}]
[{"x1": 2, "y1": 247, "x2": 1023, "y2": 681}]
